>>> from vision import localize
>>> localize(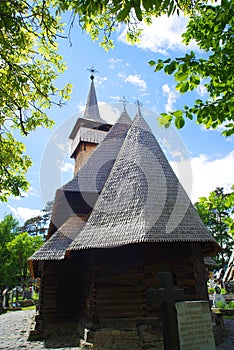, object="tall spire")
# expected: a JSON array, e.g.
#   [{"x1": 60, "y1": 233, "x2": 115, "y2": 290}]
[{"x1": 84, "y1": 66, "x2": 103, "y2": 122}]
